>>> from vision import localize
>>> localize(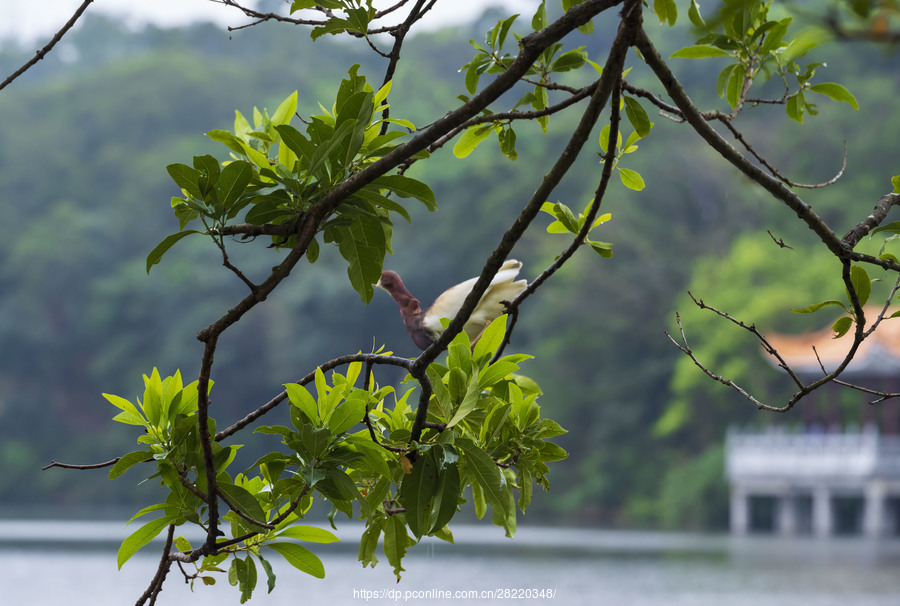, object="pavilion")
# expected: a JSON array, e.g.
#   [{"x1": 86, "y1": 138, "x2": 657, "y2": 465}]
[{"x1": 726, "y1": 311, "x2": 900, "y2": 536}]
